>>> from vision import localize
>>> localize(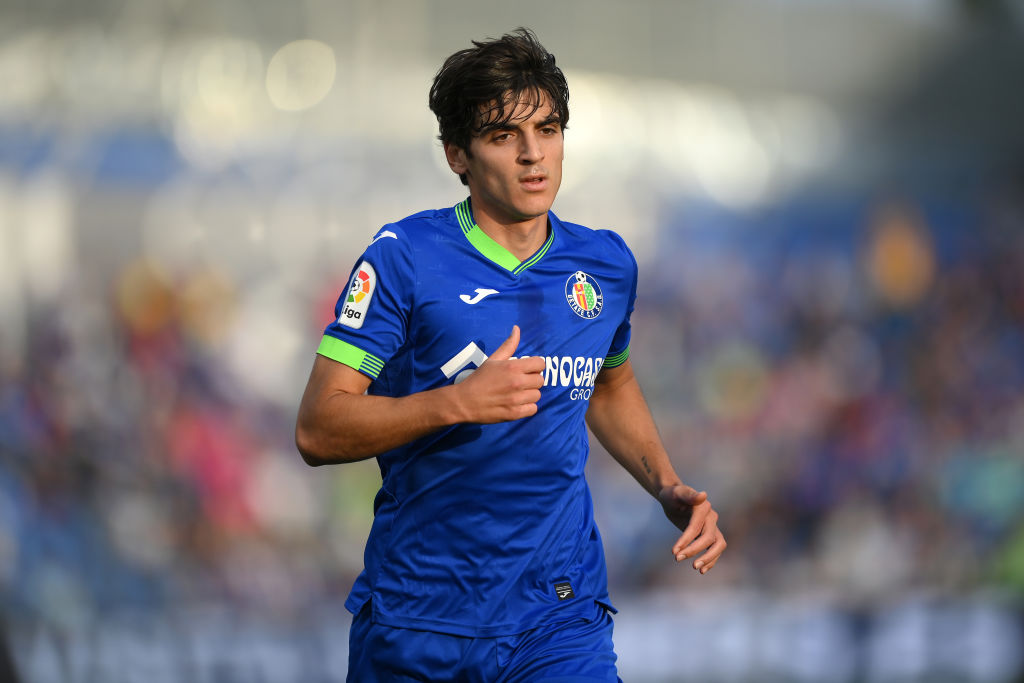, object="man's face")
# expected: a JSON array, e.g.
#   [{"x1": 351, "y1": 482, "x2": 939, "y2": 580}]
[{"x1": 446, "y1": 93, "x2": 564, "y2": 227}]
